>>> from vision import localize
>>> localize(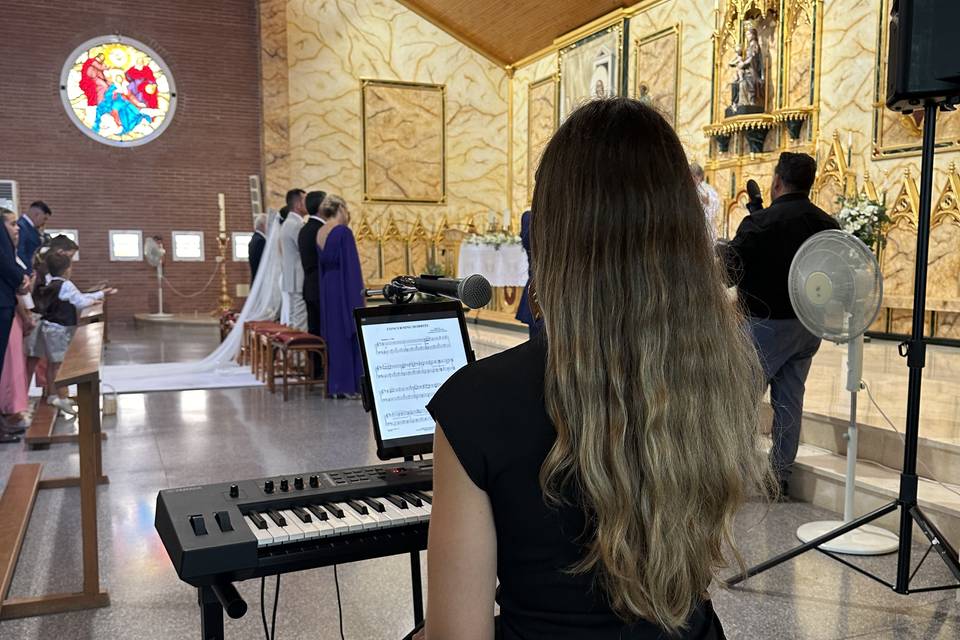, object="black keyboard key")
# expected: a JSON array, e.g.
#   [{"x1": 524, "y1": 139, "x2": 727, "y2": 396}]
[
  {"x1": 362, "y1": 497, "x2": 386, "y2": 513},
  {"x1": 249, "y1": 511, "x2": 268, "y2": 530},
  {"x1": 385, "y1": 494, "x2": 408, "y2": 509},
  {"x1": 413, "y1": 490, "x2": 432, "y2": 505},
  {"x1": 346, "y1": 499, "x2": 369, "y2": 516},
  {"x1": 267, "y1": 510, "x2": 287, "y2": 527},
  {"x1": 306, "y1": 505, "x2": 328, "y2": 521},
  {"x1": 293, "y1": 506, "x2": 312, "y2": 523},
  {"x1": 323, "y1": 502, "x2": 344, "y2": 518},
  {"x1": 400, "y1": 492, "x2": 423, "y2": 508}
]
